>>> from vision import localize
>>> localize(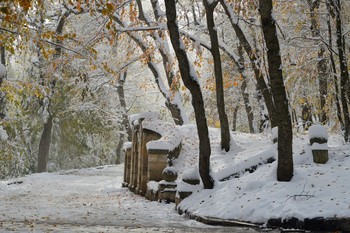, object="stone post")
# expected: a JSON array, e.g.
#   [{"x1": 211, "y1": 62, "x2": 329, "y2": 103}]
[{"x1": 308, "y1": 124, "x2": 329, "y2": 164}]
